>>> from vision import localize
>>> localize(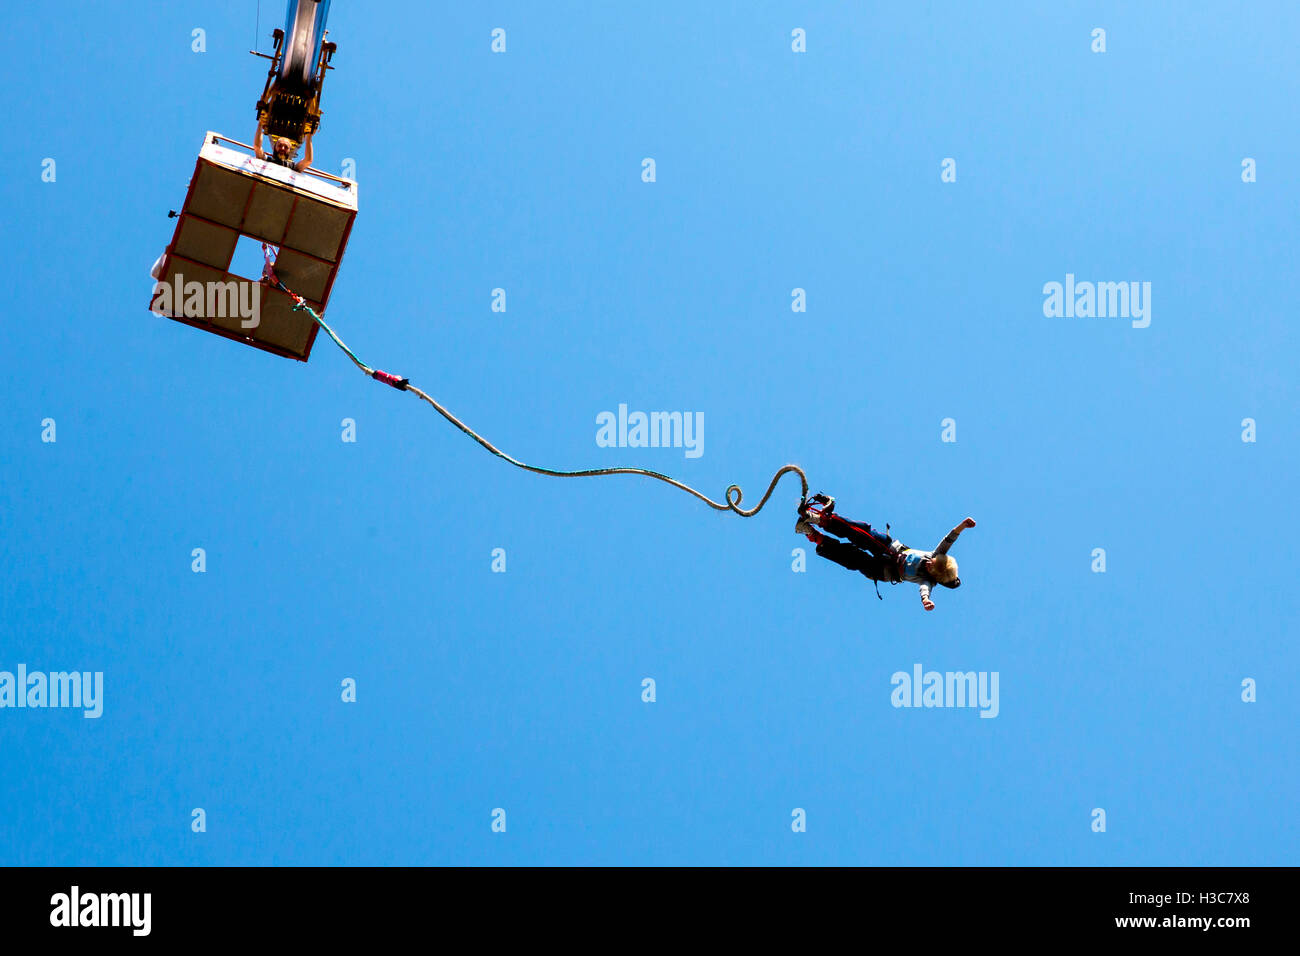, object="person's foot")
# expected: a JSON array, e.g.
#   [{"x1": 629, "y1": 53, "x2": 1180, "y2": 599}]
[
  {"x1": 795, "y1": 517, "x2": 817, "y2": 536},
  {"x1": 811, "y1": 493, "x2": 835, "y2": 514}
]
